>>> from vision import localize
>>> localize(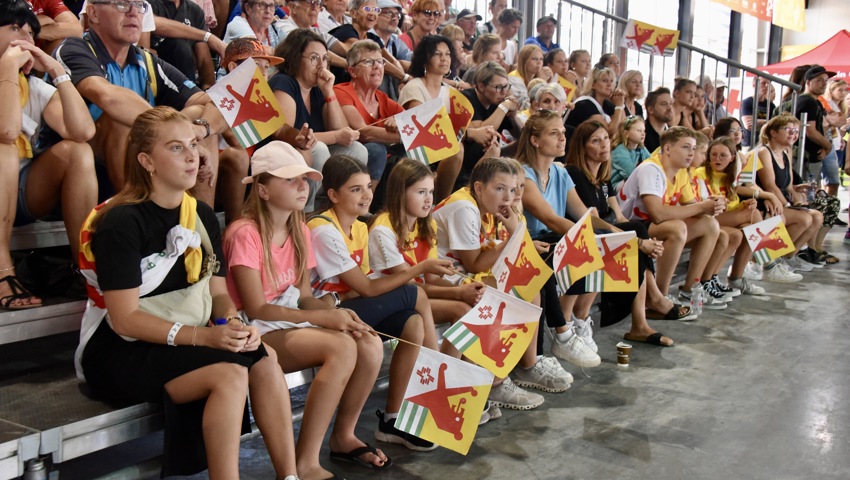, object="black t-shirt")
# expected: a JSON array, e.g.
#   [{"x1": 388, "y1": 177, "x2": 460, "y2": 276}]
[
  {"x1": 150, "y1": 0, "x2": 208, "y2": 81},
  {"x1": 92, "y1": 200, "x2": 225, "y2": 297},
  {"x1": 625, "y1": 101, "x2": 643, "y2": 118},
  {"x1": 644, "y1": 120, "x2": 662, "y2": 154},
  {"x1": 740, "y1": 96, "x2": 776, "y2": 147},
  {"x1": 566, "y1": 165, "x2": 614, "y2": 220},
  {"x1": 565, "y1": 98, "x2": 615, "y2": 129},
  {"x1": 794, "y1": 93, "x2": 825, "y2": 161},
  {"x1": 456, "y1": 88, "x2": 513, "y2": 188},
  {"x1": 269, "y1": 73, "x2": 326, "y2": 132}
]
